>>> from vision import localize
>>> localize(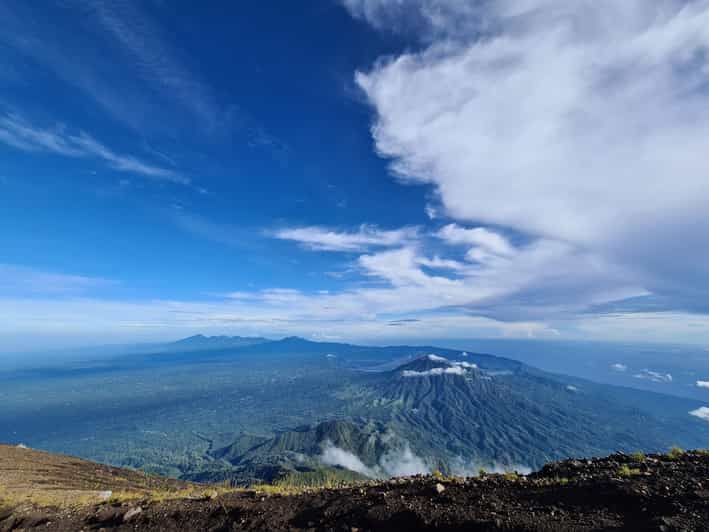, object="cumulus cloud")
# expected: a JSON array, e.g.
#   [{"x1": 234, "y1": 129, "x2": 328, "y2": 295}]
[
  {"x1": 633, "y1": 369, "x2": 673, "y2": 384},
  {"x1": 273, "y1": 225, "x2": 418, "y2": 252},
  {"x1": 611, "y1": 363, "x2": 628, "y2": 372},
  {"x1": 697, "y1": 381, "x2": 709, "y2": 389},
  {"x1": 350, "y1": 0, "x2": 709, "y2": 319},
  {"x1": 689, "y1": 406, "x2": 709, "y2": 421}
]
